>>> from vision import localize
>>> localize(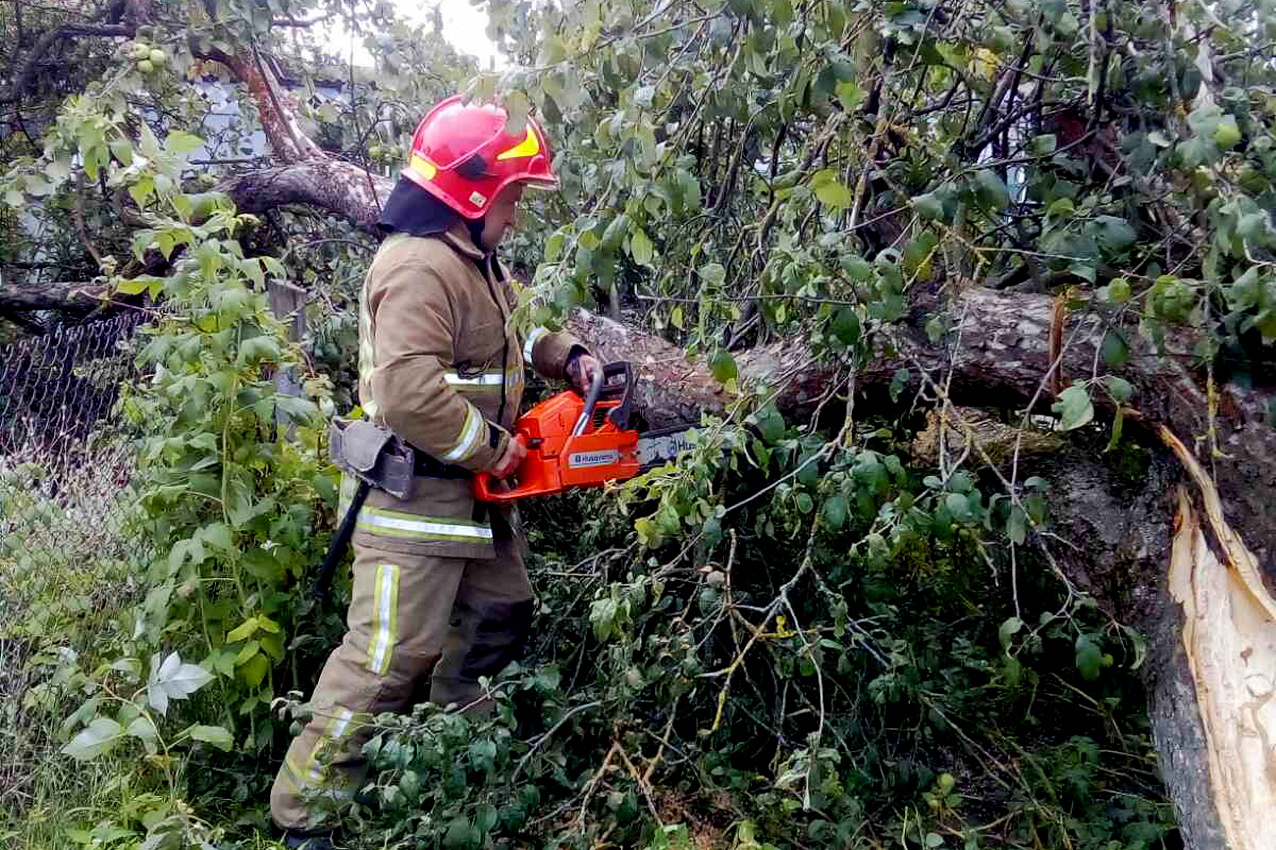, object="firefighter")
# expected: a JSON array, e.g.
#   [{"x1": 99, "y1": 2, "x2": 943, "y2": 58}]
[{"x1": 272, "y1": 95, "x2": 602, "y2": 848}]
